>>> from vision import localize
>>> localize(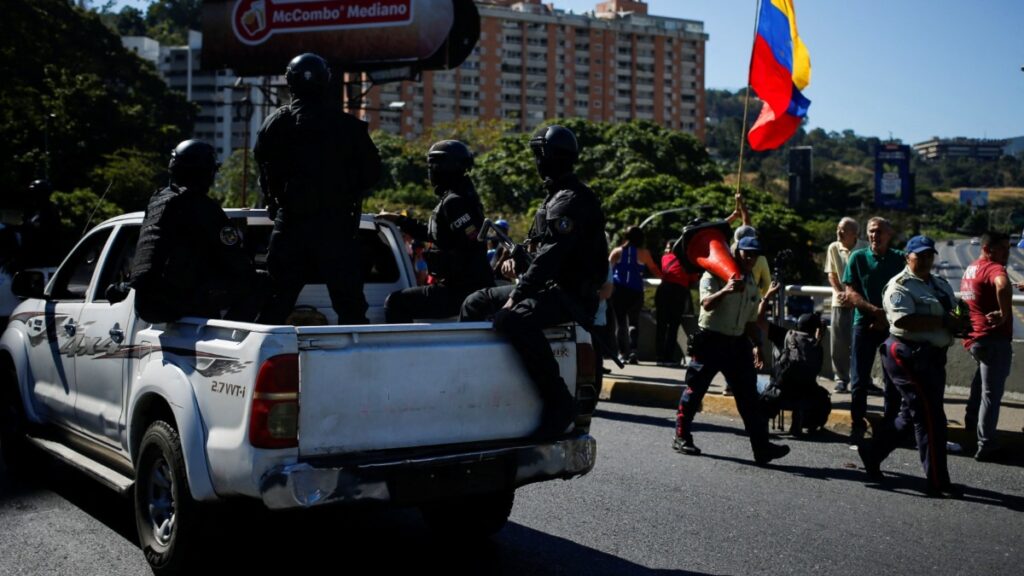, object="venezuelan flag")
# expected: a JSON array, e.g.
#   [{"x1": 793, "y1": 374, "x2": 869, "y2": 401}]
[{"x1": 747, "y1": 0, "x2": 811, "y2": 151}]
